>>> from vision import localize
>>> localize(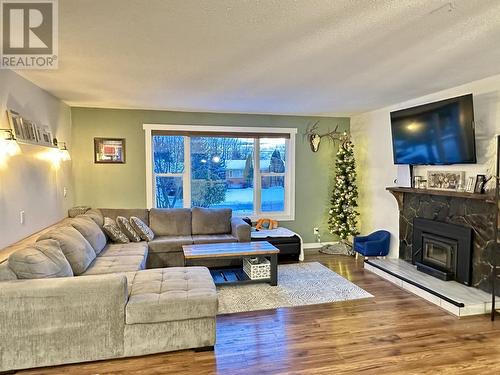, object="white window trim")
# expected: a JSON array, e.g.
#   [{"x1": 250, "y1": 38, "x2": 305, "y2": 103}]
[{"x1": 144, "y1": 124, "x2": 297, "y2": 221}]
